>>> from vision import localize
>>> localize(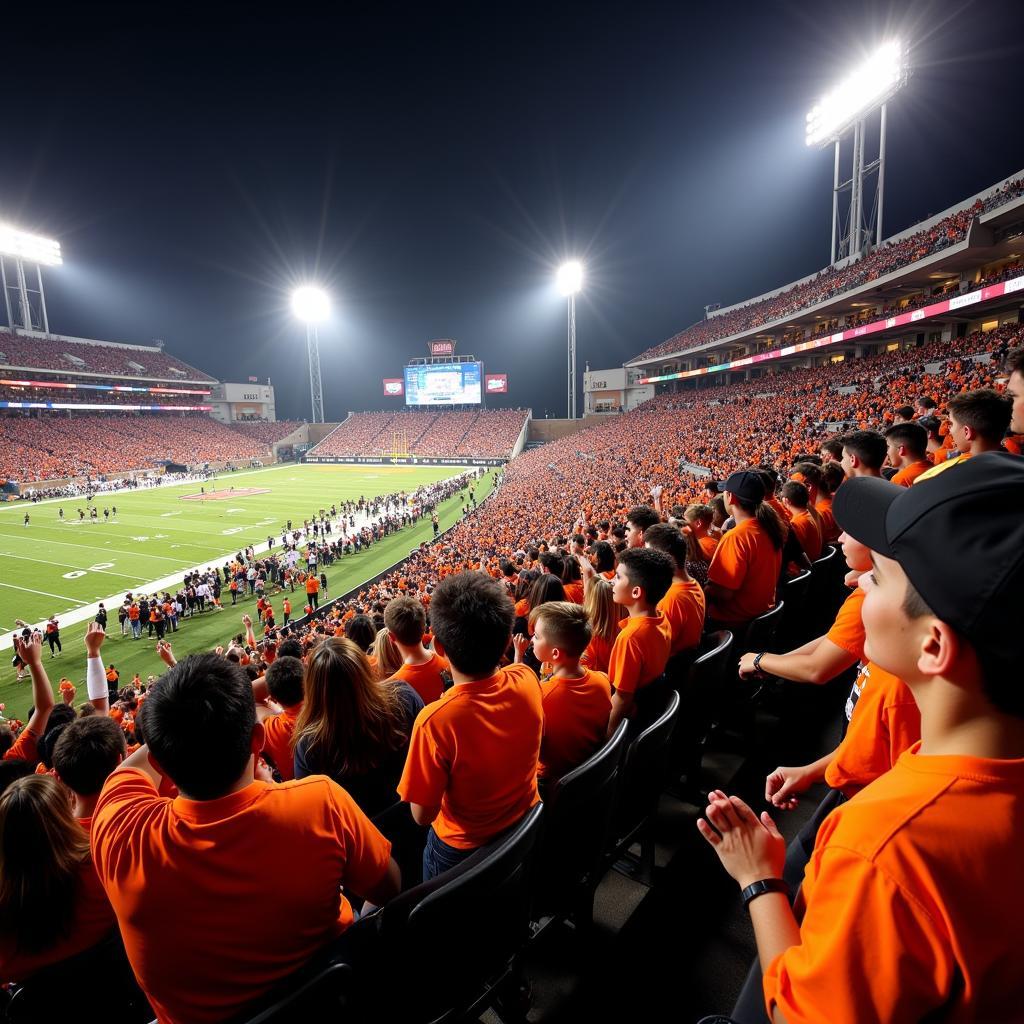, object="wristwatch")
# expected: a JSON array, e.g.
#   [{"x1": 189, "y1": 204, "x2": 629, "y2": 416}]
[
  {"x1": 741, "y1": 877, "x2": 791, "y2": 908},
  {"x1": 752, "y1": 651, "x2": 767, "y2": 674}
]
